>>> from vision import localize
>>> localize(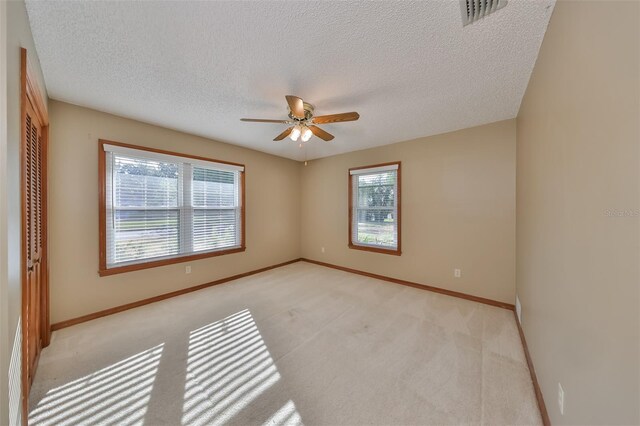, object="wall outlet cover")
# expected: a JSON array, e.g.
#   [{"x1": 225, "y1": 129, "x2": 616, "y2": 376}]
[{"x1": 515, "y1": 295, "x2": 522, "y2": 324}]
